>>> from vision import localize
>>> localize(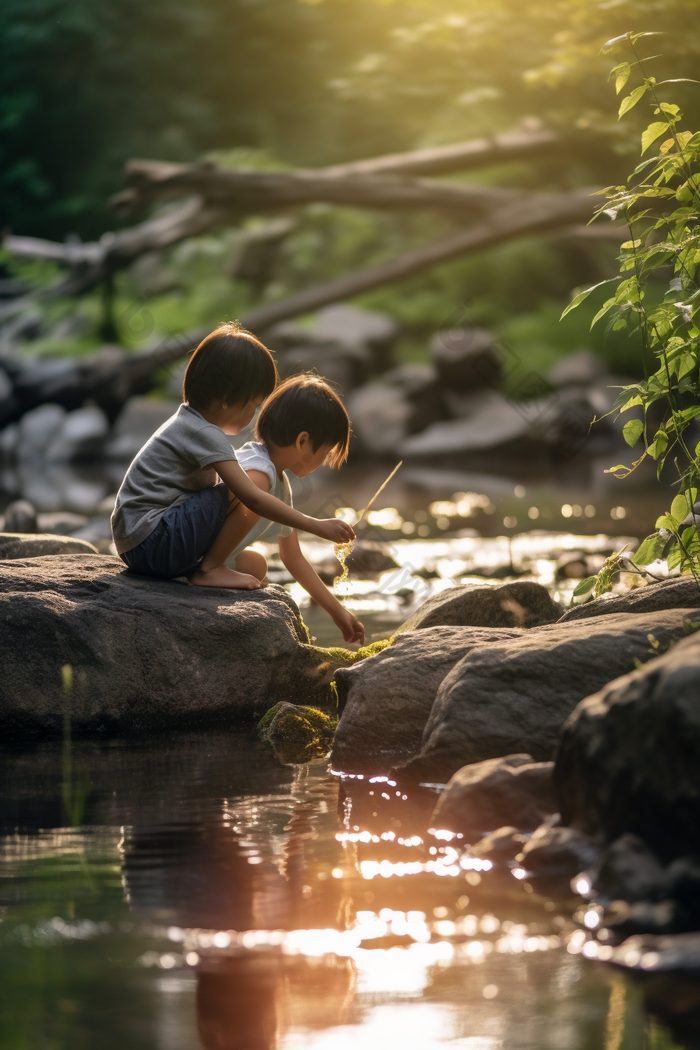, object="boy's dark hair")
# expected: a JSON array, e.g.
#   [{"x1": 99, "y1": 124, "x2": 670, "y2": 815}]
[
  {"x1": 256, "y1": 374, "x2": 351, "y2": 468},
  {"x1": 183, "y1": 323, "x2": 278, "y2": 411}
]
